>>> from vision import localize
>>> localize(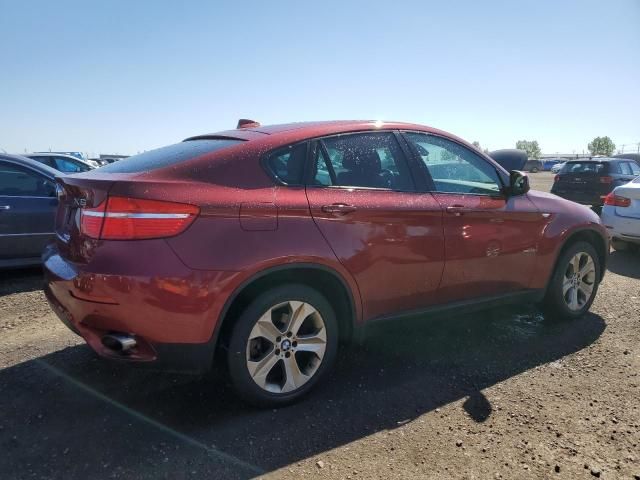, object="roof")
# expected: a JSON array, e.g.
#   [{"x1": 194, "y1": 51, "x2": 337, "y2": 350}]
[
  {"x1": 0, "y1": 153, "x2": 60, "y2": 178},
  {"x1": 184, "y1": 120, "x2": 446, "y2": 142},
  {"x1": 566, "y1": 157, "x2": 619, "y2": 163}
]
